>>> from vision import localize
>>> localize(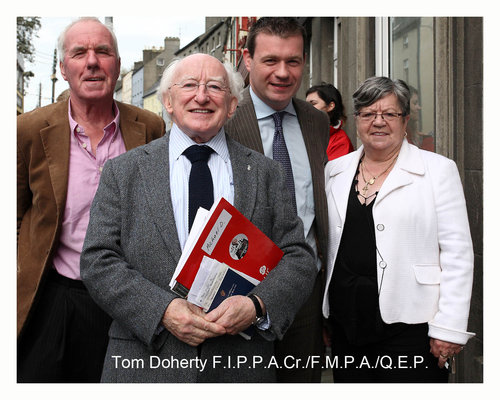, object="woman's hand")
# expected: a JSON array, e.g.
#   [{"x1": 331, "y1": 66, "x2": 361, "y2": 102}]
[{"x1": 429, "y1": 338, "x2": 464, "y2": 369}]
